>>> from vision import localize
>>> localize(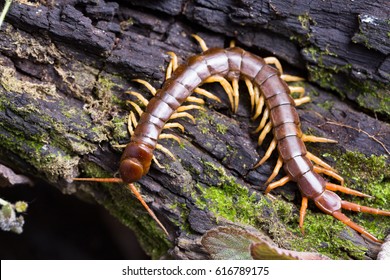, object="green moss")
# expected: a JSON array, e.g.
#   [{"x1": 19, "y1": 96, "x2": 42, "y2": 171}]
[
  {"x1": 216, "y1": 123, "x2": 228, "y2": 134},
  {"x1": 317, "y1": 100, "x2": 334, "y2": 110},
  {"x1": 323, "y1": 150, "x2": 390, "y2": 241},
  {"x1": 298, "y1": 12, "x2": 316, "y2": 30},
  {"x1": 195, "y1": 161, "x2": 262, "y2": 225}
]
